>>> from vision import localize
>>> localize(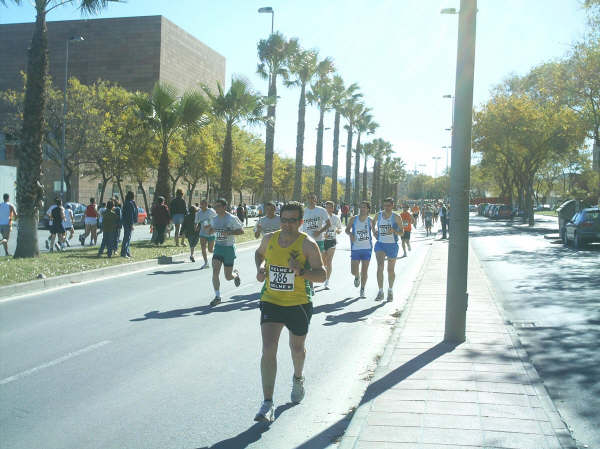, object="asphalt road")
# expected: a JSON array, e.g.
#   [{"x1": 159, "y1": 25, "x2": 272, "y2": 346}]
[
  {"x1": 470, "y1": 214, "x2": 600, "y2": 449},
  {"x1": 0, "y1": 225, "x2": 433, "y2": 449},
  {"x1": 4, "y1": 217, "x2": 261, "y2": 255}
]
